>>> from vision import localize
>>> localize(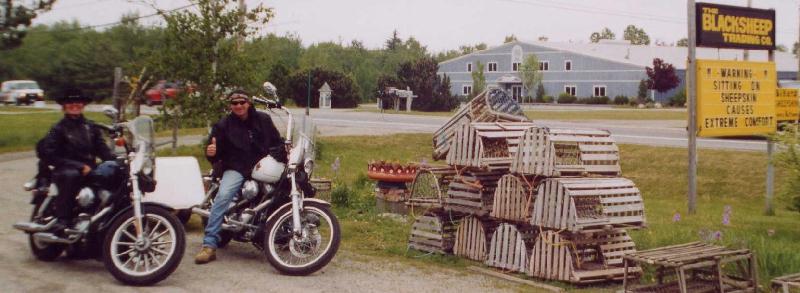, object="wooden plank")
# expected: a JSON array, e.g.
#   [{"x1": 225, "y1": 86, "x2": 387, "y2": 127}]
[
  {"x1": 579, "y1": 144, "x2": 619, "y2": 152},
  {"x1": 467, "y1": 266, "x2": 564, "y2": 292}
]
